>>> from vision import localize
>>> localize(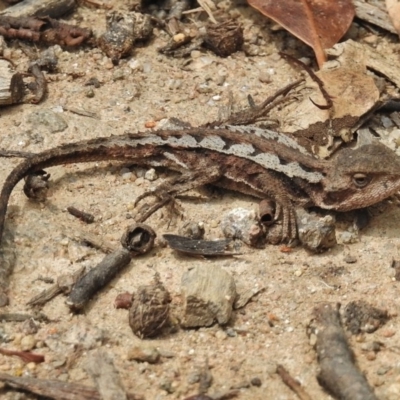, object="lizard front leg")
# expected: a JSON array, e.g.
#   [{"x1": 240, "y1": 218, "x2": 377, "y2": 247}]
[{"x1": 222, "y1": 161, "x2": 299, "y2": 242}]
